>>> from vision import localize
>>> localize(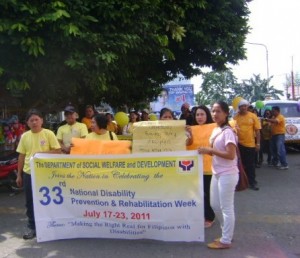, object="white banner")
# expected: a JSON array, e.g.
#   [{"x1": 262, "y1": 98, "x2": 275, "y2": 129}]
[{"x1": 31, "y1": 151, "x2": 204, "y2": 242}]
